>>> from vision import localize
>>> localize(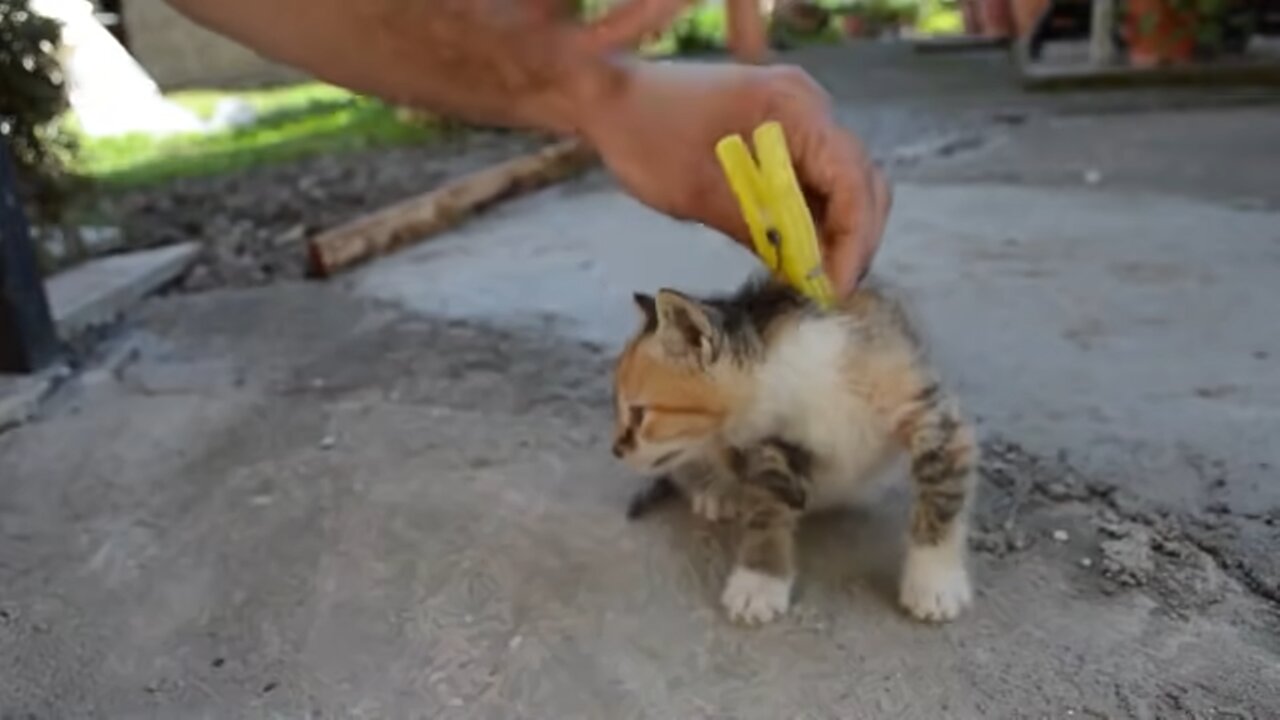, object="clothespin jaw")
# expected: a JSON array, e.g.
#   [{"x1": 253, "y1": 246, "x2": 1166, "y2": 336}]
[{"x1": 715, "y1": 121, "x2": 835, "y2": 309}]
